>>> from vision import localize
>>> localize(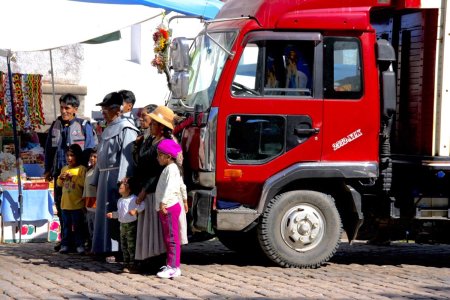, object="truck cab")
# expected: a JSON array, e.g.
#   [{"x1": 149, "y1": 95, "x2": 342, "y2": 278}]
[{"x1": 169, "y1": 0, "x2": 450, "y2": 267}]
